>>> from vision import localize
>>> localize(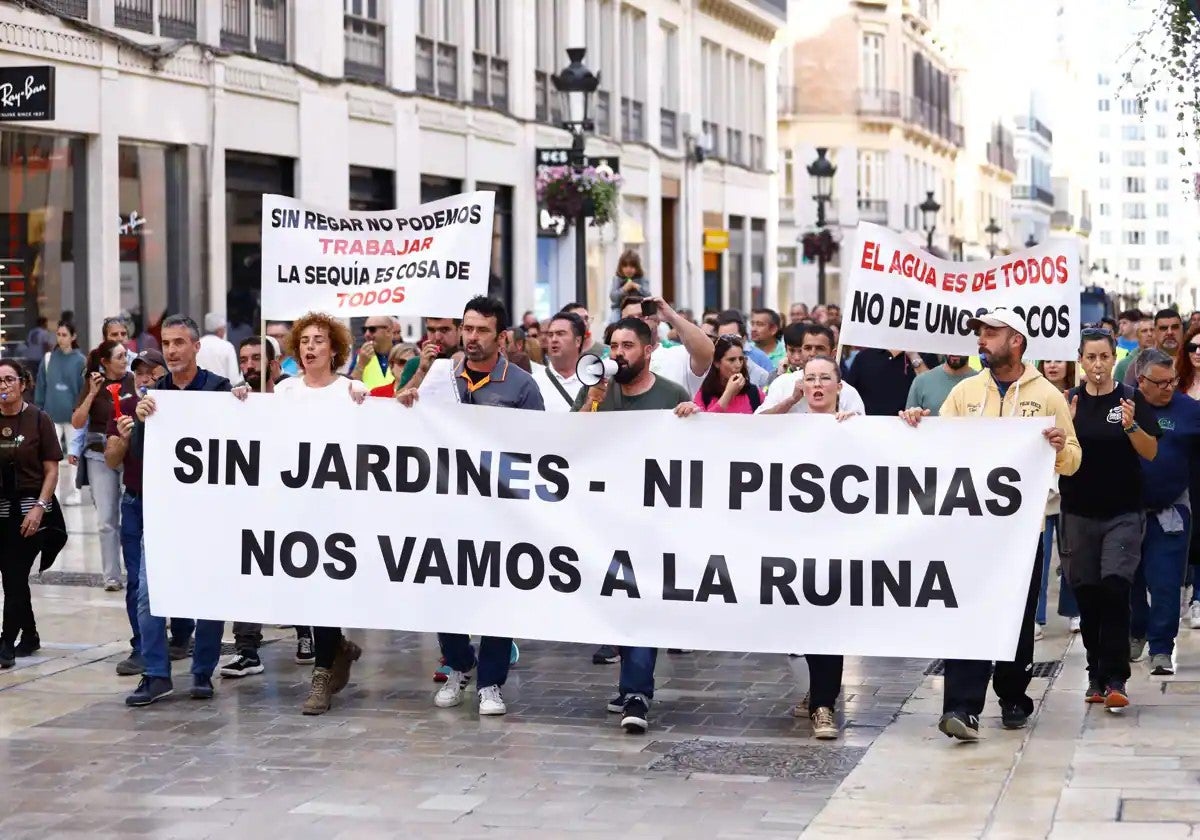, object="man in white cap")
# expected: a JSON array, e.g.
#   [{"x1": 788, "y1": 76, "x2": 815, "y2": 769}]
[
  {"x1": 196, "y1": 312, "x2": 240, "y2": 383},
  {"x1": 900, "y1": 306, "x2": 1081, "y2": 742}
]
